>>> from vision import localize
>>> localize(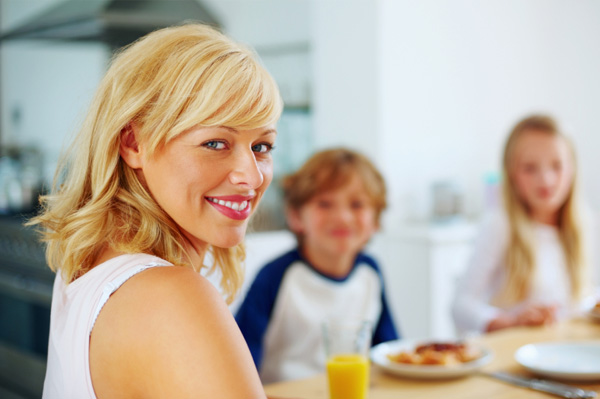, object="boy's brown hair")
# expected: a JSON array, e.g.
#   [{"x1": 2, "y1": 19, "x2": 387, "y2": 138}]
[{"x1": 281, "y1": 148, "x2": 387, "y2": 236}]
